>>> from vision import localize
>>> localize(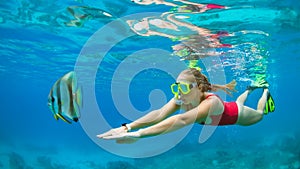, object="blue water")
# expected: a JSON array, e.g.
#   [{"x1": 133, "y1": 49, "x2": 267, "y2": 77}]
[{"x1": 1, "y1": 0, "x2": 300, "y2": 168}]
